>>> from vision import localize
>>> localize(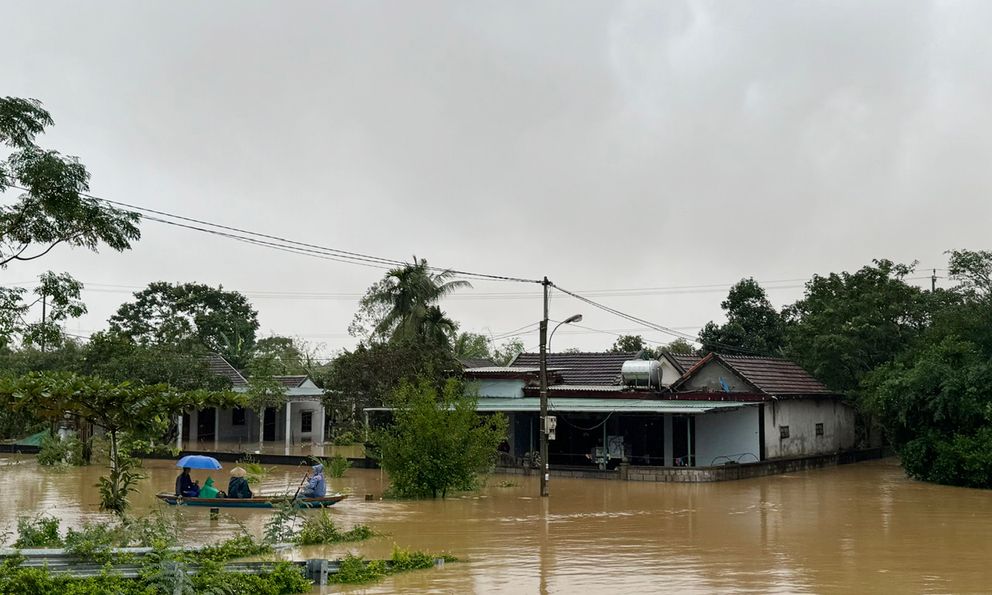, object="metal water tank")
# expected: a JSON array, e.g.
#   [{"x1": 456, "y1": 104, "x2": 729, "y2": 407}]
[{"x1": 621, "y1": 359, "x2": 662, "y2": 388}]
